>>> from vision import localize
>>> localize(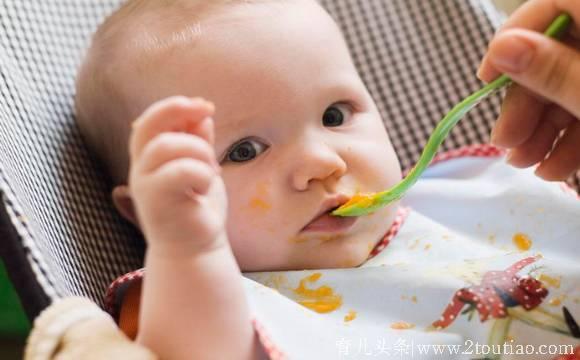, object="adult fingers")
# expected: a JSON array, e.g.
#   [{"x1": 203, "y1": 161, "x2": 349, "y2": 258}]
[
  {"x1": 483, "y1": 29, "x2": 580, "y2": 118},
  {"x1": 490, "y1": 85, "x2": 545, "y2": 148},
  {"x1": 478, "y1": 0, "x2": 580, "y2": 82},
  {"x1": 536, "y1": 121, "x2": 580, "y2": 180},
  {"x1": 506, "y1": 105, "x2": 573, "y2": 168}
]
